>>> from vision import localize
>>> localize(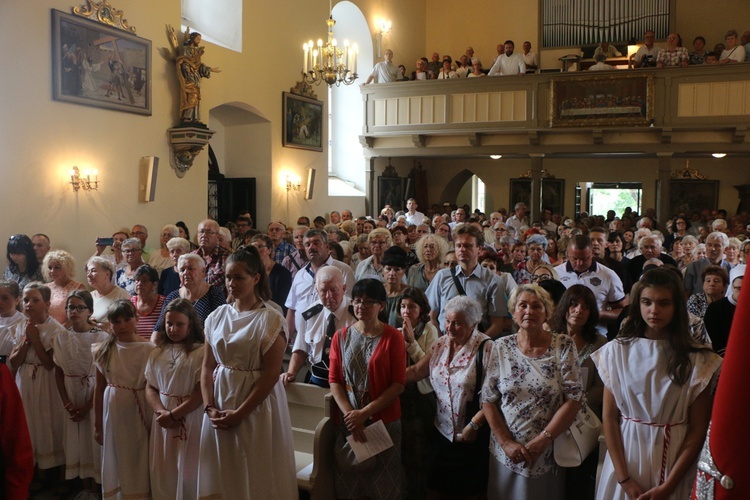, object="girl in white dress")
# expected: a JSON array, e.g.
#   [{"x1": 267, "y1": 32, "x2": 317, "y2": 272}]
[
  {"x1": 53, "y1": 290, "x2": 108, "y2": 492},
  {"x1": 8, "y1": 282, "x2": 66, "y2": 474},
  {"x1": 145, "y1": 298, "x2": 204, "y2": 500},
  {"x1": 198, "y1": 247, "x2": 297, "y2": 499},
  {"x1": 0, "y1": 280, "x2": 24, "y2": 358},
  {"x1": 93, "y1": 299, "x2": 153, "y2": 499},
  {"x1": 592, "y1": 268, "x2": 722, "y2": 499}
]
